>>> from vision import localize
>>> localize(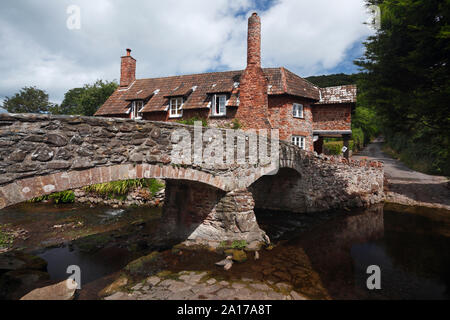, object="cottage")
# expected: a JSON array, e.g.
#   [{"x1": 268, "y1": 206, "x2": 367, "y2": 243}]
[{"x1": 95, "y1": 13, "x2": 356, "y2": 156}]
